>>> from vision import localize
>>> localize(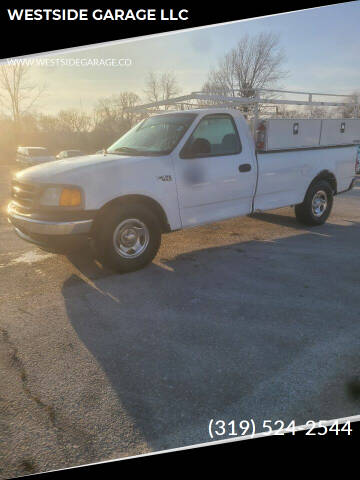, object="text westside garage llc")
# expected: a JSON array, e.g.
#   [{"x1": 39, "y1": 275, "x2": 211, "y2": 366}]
[{"x1": 7, "y1": 8, "x2": 190, "y2": 22}]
